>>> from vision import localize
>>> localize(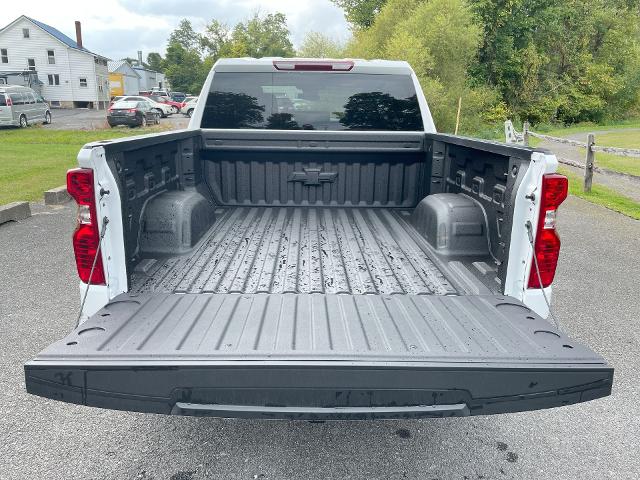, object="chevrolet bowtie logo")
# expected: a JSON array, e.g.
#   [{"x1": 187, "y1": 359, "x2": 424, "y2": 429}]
[{"x1": 288, "y1": 168, "x2": 338, "y2": 186}]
